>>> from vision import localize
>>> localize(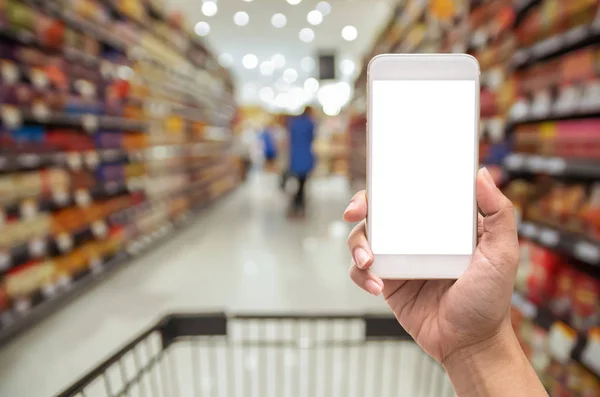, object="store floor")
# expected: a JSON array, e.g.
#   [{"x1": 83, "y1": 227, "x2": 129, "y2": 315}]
[{"x1": 0, "y1": 172, "x2": 388, "y2": 396}]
